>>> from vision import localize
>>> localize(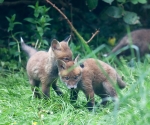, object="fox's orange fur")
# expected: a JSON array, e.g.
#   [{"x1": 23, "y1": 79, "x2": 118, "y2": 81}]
[
  {"x1": 21, "y1": 36, "x2": 73, "y2": 98},
  {"x1": 57, "y1": 56, "x2": 126, "y2": 110}
]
